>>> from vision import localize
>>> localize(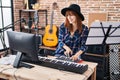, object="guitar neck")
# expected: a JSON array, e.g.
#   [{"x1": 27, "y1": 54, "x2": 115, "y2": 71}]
[{"x1": 50, "y1": 10, "x2": 54, "y2": 30}]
